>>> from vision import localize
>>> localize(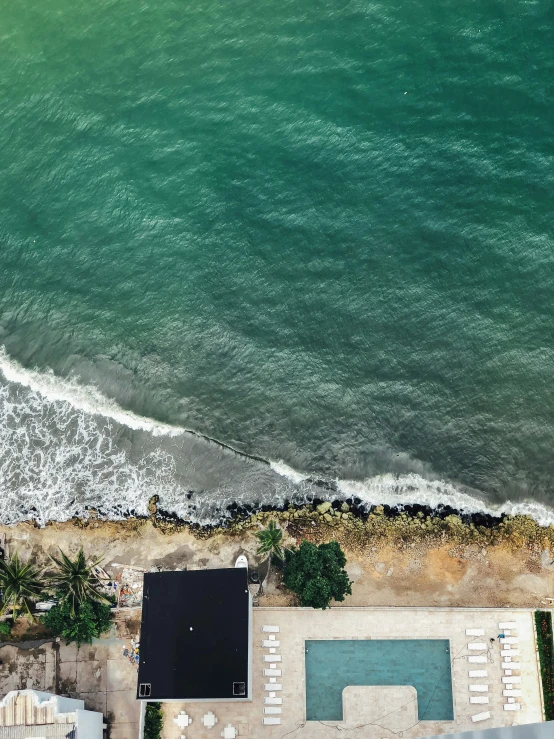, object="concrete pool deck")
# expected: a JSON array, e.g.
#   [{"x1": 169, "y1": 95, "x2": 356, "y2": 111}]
[{"x1": 162, "y1": 607, "x2": 543, "y2": 739}]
